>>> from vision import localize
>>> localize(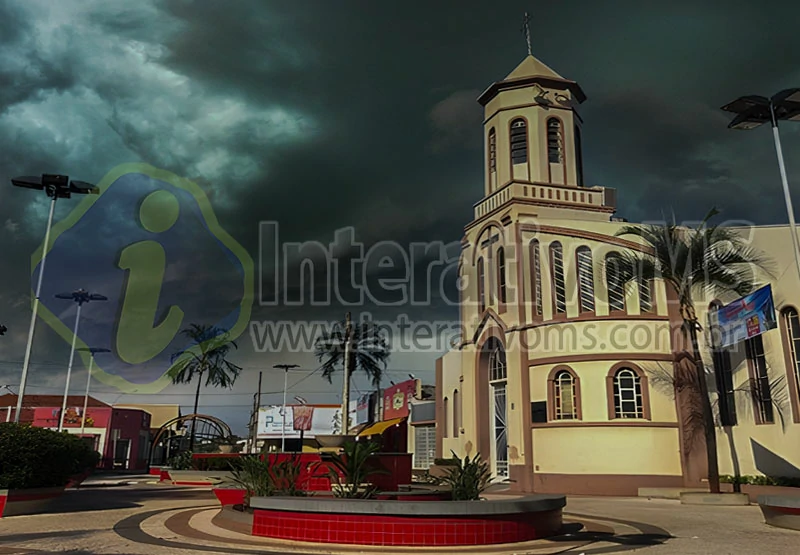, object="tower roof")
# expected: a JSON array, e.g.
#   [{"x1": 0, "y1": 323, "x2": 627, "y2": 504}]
[
  {"x1": 504, "y1": 55, "x2": 565, "y2": 81},
  {"x1": 478, "y1": 54, "x2": 587, "y2": 106}
]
